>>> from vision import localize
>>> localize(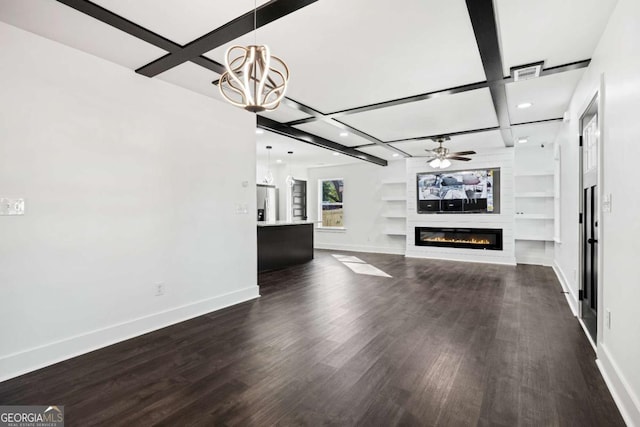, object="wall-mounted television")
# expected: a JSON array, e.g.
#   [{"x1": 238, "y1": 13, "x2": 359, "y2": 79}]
[{"x1": 417, "y1": 168, "x2": 500, "y2": 214}]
